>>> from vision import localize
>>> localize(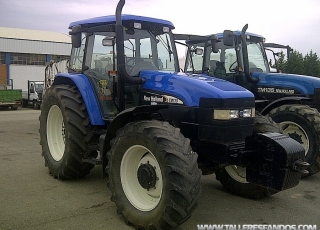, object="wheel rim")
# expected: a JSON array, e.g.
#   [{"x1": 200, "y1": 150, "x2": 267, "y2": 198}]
[
  {"x1": 225, "y1": 165, "x2": 248, "y2": 183},
  {"x1": 279, "y1": 121, "x2": 309, "y2": 155},
  {"x1": 47, "y1": 105, "x2": 65, "y2": 161},
  {"x1": 120, "y1": 145, "x2": 163, "y2": 211}
]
